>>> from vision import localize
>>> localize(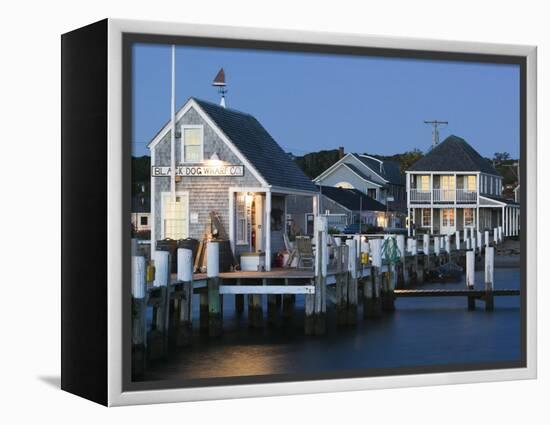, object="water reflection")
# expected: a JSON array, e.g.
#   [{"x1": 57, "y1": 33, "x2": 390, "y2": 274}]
[{"x1": 142, "y1": 268, "x2": 520, "y2": 381}]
